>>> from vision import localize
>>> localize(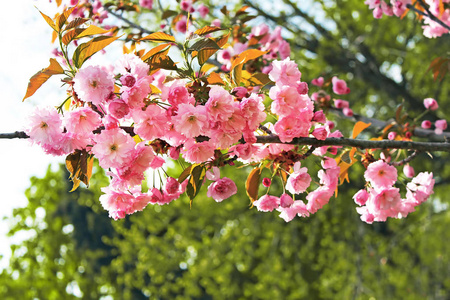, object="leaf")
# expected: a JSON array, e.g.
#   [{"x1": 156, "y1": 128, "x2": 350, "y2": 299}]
[
  {"x1": 162, "y1": 10, "x2": 178, "y2": 19},
  {"x1": 39, "y1": 10, "x2": 58, "y2": 32},
  {"x1": 73, "y1": 35, "x2": 120, "y2": 68},
  {"x1": 62, "y1": 28, "x2": 85, "y2": 45},
  {"x1": 351, "y1": 121, "x2": 371, "y2": 139},
  {"x1": 242, "y1": 72, "x2": 273, "y2": 87},
  {"x1": 75, "y1": 25, "x2": 112, "y2": 39},
  {"x1": 186, "y1": 164, "x2": 206, "y2": 204},
  {"x1": 395, "y1": 104, "x2": 403, "y2": 124},
  {"x1": 139, "y1": 32, "x2": 176, "y2": 43},
  {"x1": 201, "y1": 63, "x2": 217, "y2": 74},
  {"x1": 198, "y1": 48, "x2": 220, "y2": 65},
  {"x1": 141, "y1": 43, "x2": 171, "y2": 62},
  {"x1": 189, "y1": 38, "x2": 220, "y2": 52},
  {"x1": 231, "y1": 49, "x2": 268, "y2": 70},
  {"x1": 232, "y1": 63, "x2": 243, "y2": 86},
  {"x1": 65, "y1": 150, "x2": 93, "y2": 191},
  {"x1": 65, "y1": 17, "x2": 89, "y2": 31},
  {"x1": 148, "y1": 54, "x2": 178, "y2": 72},
  {"x1": 57, "y1": 6, "x2": 76, "y2": 30},
  {"x1": 213, "y1": 33, "x2": 230, "y2": 48},
  {"x1": 178, "y1": 165, "x2": 194, "y2": 183},
  {"x1": 246, "y1": 167, "x2": 261, "y2": 203},
  {"x1": 207, "y1": 72, "x2": 225, "y2": 85},
  {"x1": 23, "y1": 58, "x2": 65, "y2": 101},
  {"x1": 194, "y1": 26, "x2": 222, "y2": 36},
  {"x1": 427, "y1": 57, "x2": 450, "y2": 81}
]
